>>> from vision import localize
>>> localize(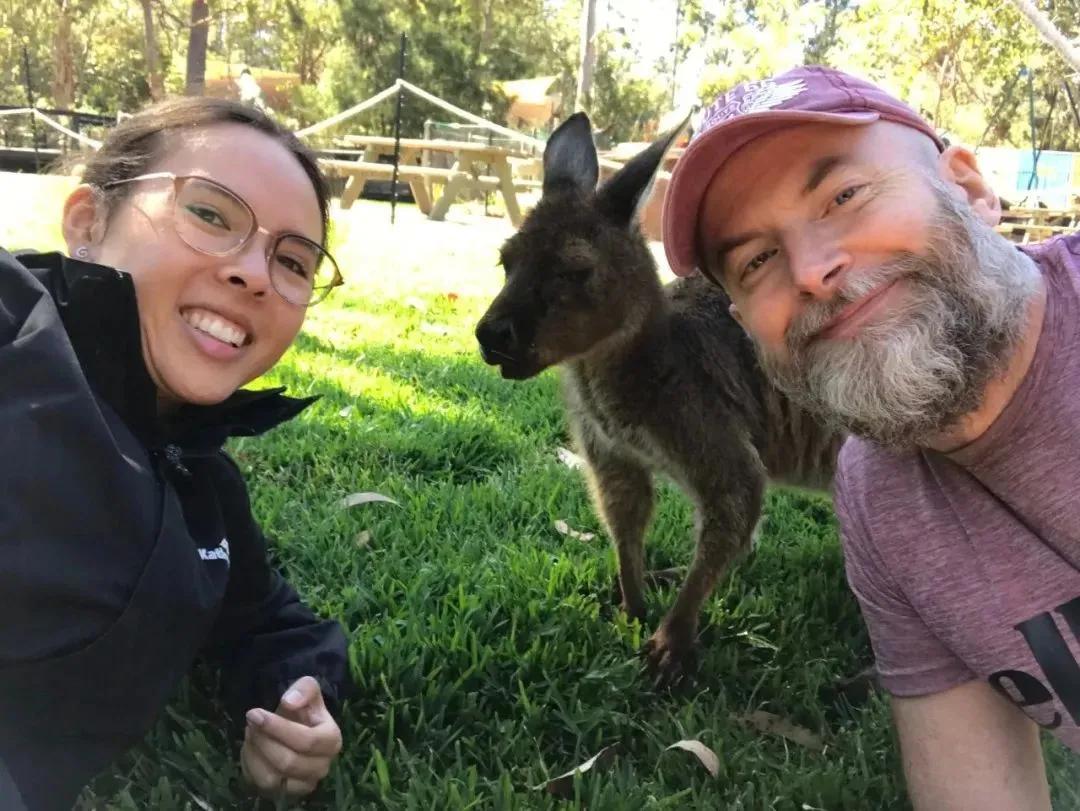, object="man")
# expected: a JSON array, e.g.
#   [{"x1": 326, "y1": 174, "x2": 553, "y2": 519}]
[{"x1": 662, "y1": 65, "x2": 1079, "y2": 808}]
